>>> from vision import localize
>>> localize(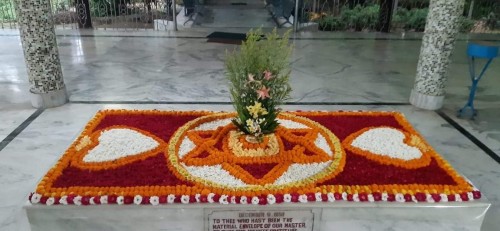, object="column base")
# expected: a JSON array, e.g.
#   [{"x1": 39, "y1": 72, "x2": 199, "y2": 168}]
[
  {"x1": 30, "y1": 87, "x2": 69, "y2": 109},
  {"x1": 409, "y1": 89, "x2": 444, "y2": 110}
]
